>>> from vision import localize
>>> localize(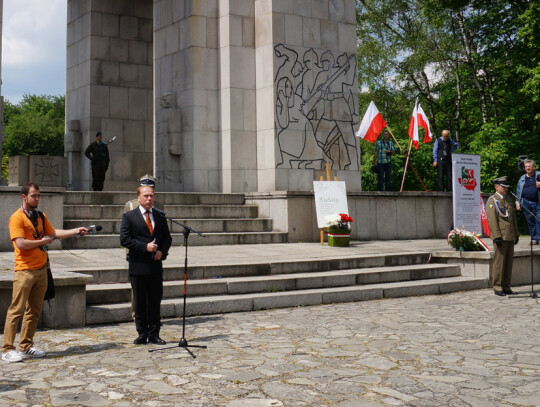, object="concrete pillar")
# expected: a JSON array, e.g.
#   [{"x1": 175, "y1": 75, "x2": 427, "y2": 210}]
[{"x1": 66, "y1": 0, "x2": 154, "y2": 191}]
